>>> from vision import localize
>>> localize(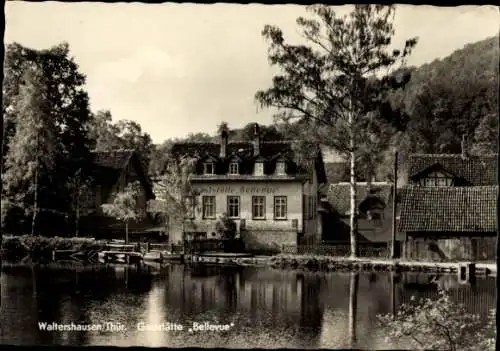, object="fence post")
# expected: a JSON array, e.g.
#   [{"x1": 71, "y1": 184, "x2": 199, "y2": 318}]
[
  {"x1": 171, "y1": 243, "x2": 174, "y2": 253},
  {"x1": 146, "y1": 242, "x2": 150, "y2": 253},
  {"x1": 282, "y1": 244, "x2": 285, "y2": 253}
]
